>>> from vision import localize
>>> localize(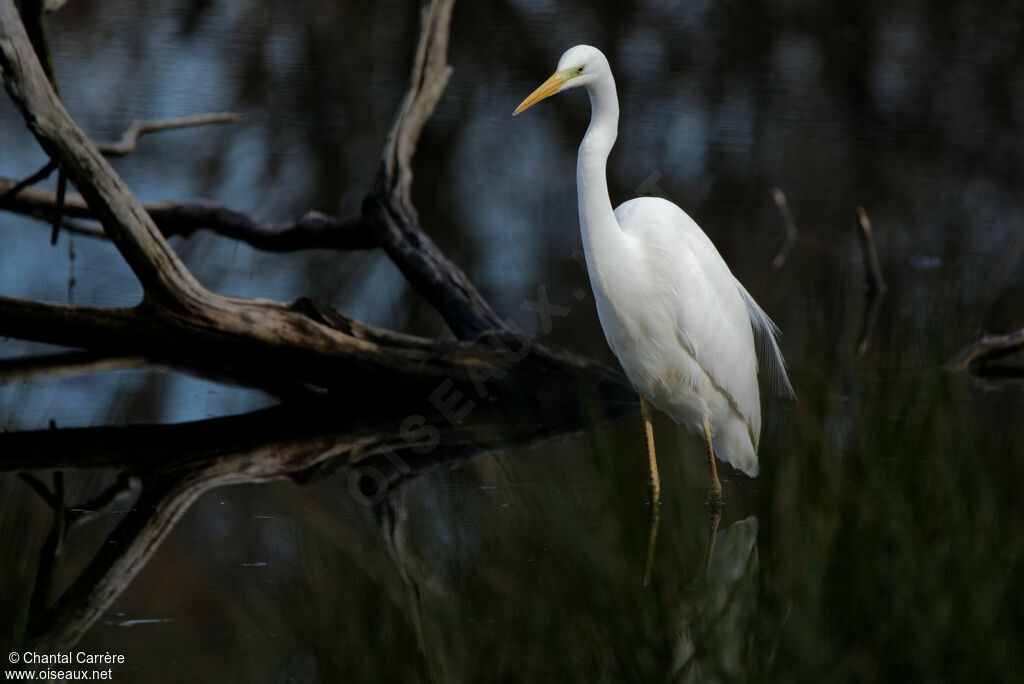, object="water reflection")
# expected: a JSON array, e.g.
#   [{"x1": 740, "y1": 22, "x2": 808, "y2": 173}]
[
  {"x1": 1, "y1": 392, "x2": 617, "y2": 653},
  {"x1": 674, "y1": 516, "x2": 759, "y2": 683},
  {"x1": 2, "y1": 397, "x2": 758, "y2": 682}
]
